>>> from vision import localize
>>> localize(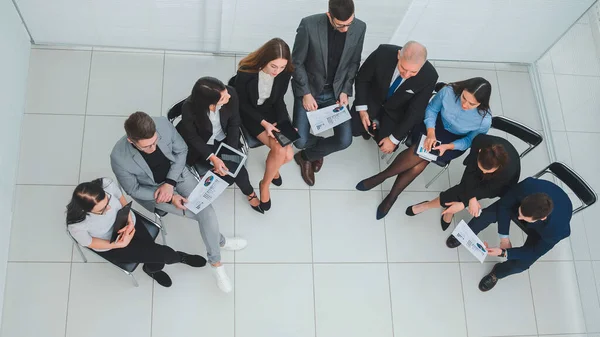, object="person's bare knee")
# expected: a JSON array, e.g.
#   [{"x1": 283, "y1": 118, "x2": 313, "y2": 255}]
[{"x1": 284, "y1": 147, "x2": 294, "y2": 163}]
